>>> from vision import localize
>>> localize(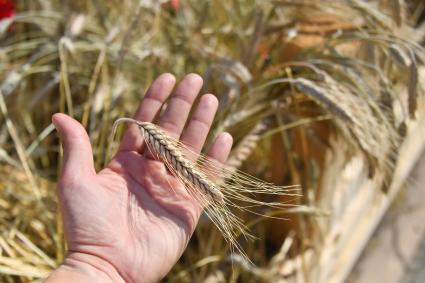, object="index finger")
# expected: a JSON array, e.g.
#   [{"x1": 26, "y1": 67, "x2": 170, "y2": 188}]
[{"x1": 119, "y1": 73, "x2": 176, "y2": 152}]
